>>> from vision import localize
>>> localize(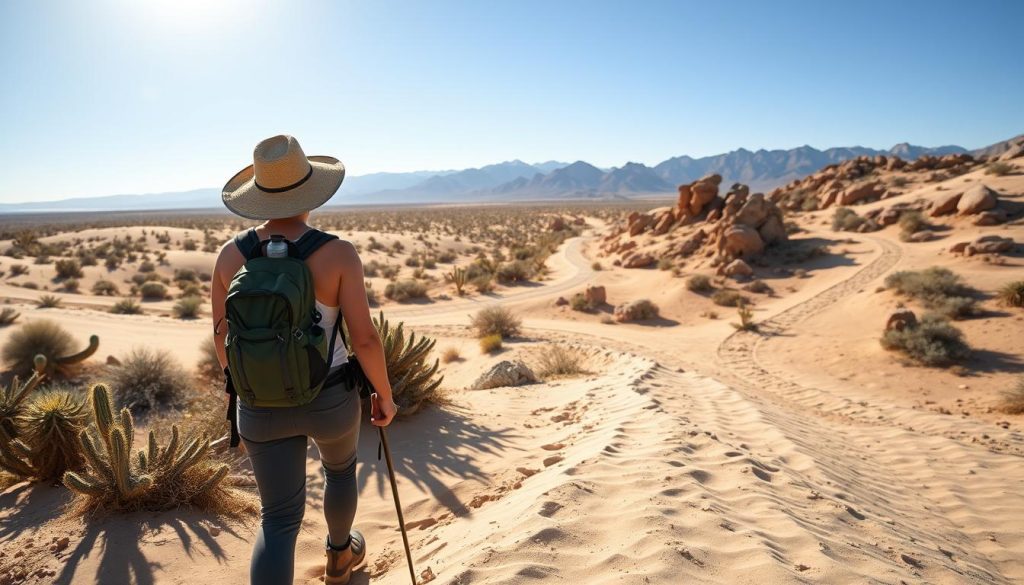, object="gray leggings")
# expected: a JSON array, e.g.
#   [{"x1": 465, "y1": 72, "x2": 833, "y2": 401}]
[{"x1": 238, "y1": 378, "x2": 362, "y2": 585}]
